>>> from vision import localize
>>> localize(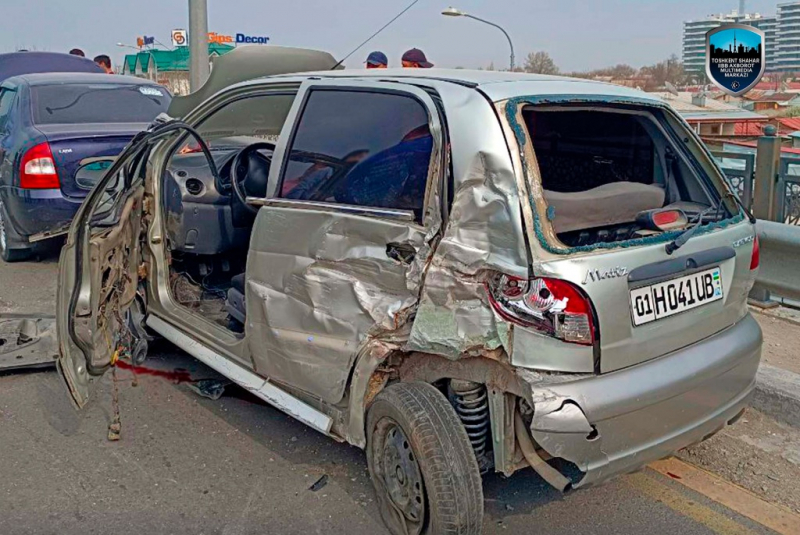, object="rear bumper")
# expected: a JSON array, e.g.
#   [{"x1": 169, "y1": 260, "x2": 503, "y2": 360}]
[
  {"x1": 524, "y1": 313, "x2": 762, "y2": 488},
  {"x1": 2, "y1": 187, "x2": 80, "y2": 242}
]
